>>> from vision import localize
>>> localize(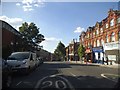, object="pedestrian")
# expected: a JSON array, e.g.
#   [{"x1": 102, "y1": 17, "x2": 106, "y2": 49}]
[
  {"x1": 102, "y1": 57, "x2": 104, "y2": 64},
  {"x1": 106, "y1": 57, "x2": 109, "y2": 65}
]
